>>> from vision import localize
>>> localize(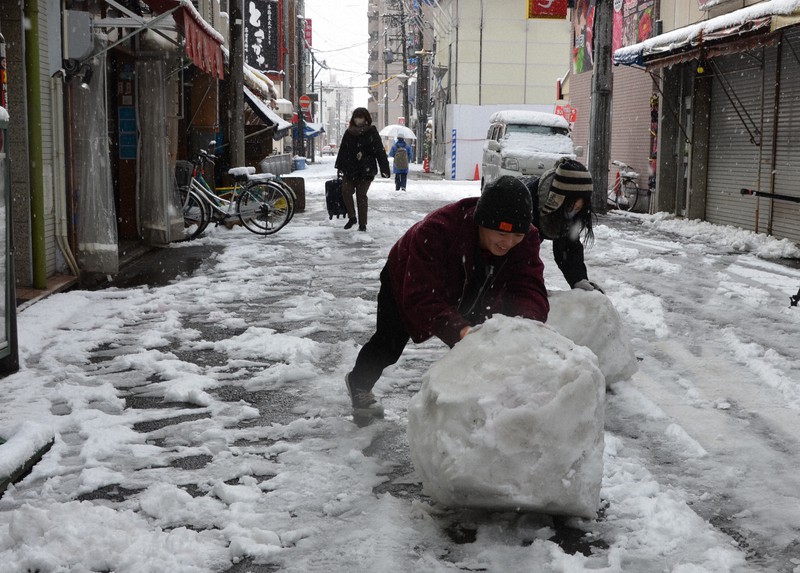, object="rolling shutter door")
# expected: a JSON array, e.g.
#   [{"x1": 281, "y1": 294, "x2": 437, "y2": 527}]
[
  {"x1": 771, "y1": 29, "x2": 800, "y2": 244},
  {"x1": 706, "y1": 48, "x2": 775, "y2": 233}
]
